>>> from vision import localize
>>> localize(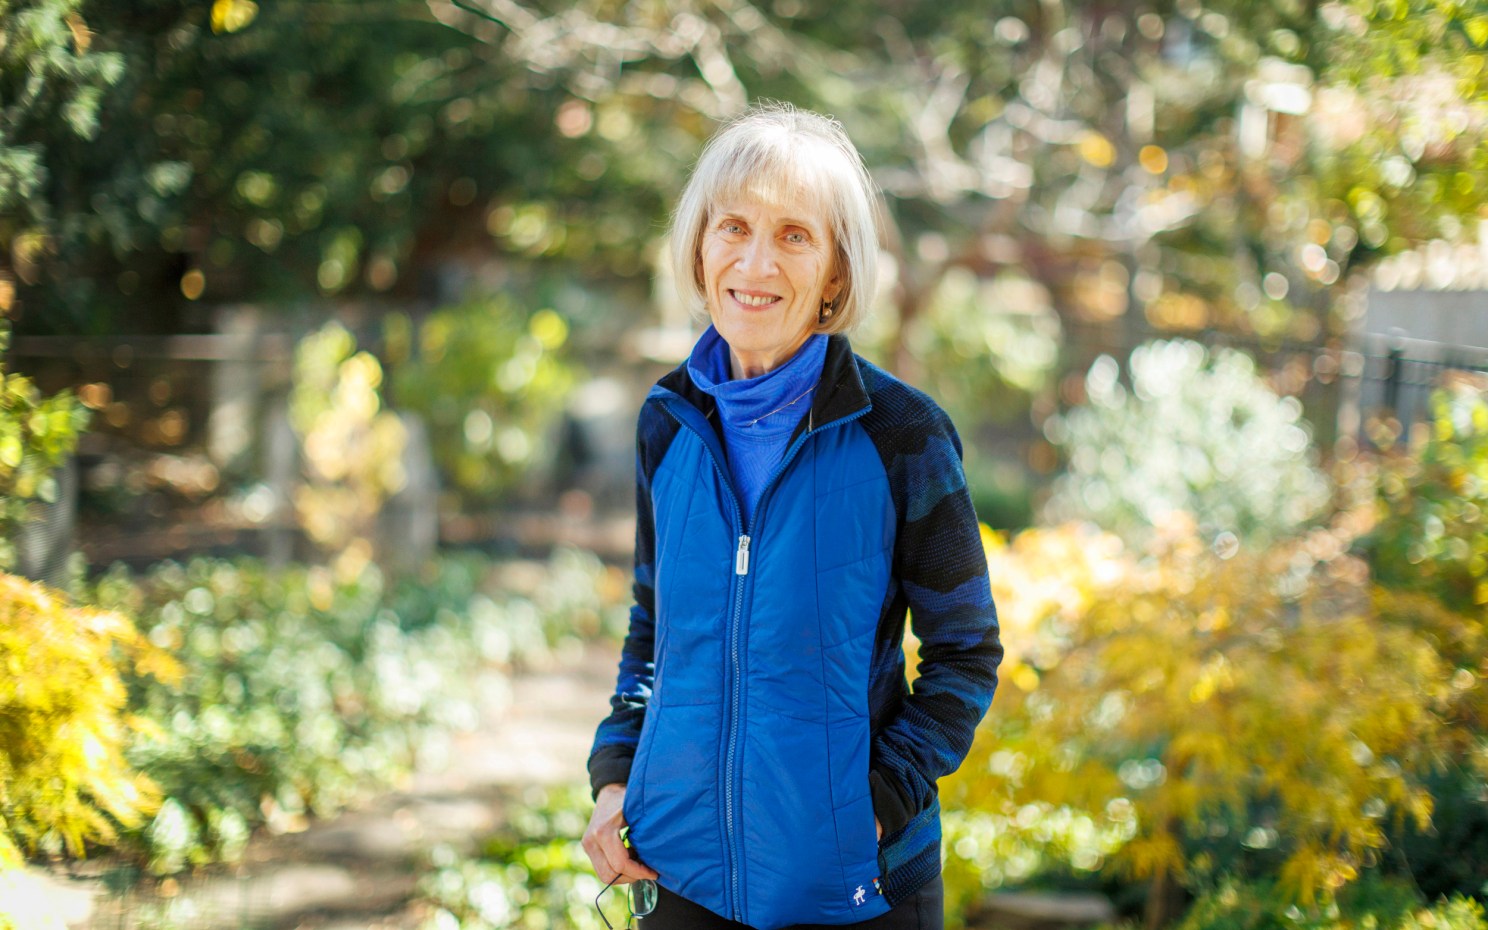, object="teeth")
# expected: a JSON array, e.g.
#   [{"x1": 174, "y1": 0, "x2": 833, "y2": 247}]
[{"x1": 732, "y1": 291, "x2": 778, "y2": 307}]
